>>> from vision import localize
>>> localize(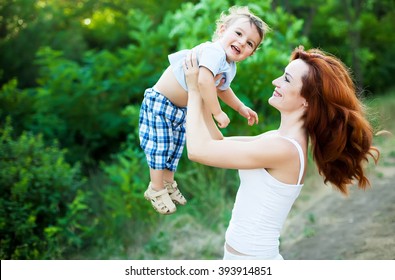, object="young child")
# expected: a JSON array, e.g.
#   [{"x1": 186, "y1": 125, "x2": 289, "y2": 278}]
[{"x1": 139, "y1": 6, "x2": 270, "y2": 214}]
